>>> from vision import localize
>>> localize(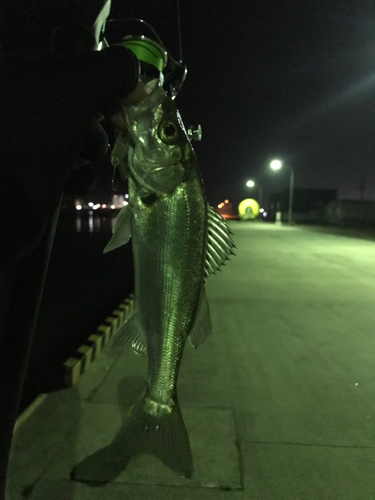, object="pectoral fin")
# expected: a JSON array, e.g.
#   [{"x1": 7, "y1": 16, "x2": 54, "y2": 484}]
[
  {"x1": 205, "y1": 205, "x2": 236, "y2": 279},
  {"x1": 103, "y1": 205, "x2": 131, "y2": 253},
  {"x1": 111, "y1": 313, "x2": 147, "y2": 356},
  {"x1": 189, "y1": 287, "x2": 212, "y2": 348}
]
